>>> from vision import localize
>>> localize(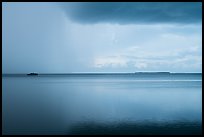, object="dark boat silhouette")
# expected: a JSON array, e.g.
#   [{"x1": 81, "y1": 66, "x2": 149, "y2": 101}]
[{"x1": 27, "y1": 73, "x2": 38, "y2": 76}]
